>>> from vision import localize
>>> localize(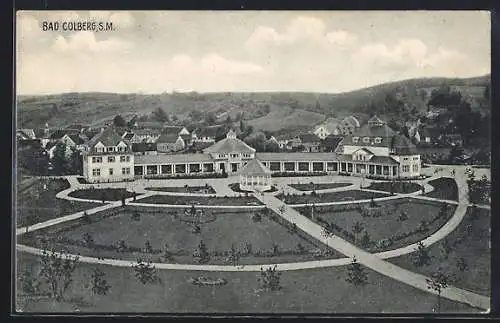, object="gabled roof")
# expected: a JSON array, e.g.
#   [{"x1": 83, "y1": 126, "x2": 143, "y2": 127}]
[
  {"x1": 163, "y1": 126, "x2": 185, "y2": 135},
  {"x1": 353, "y1": 148, "x2": 374, "y2": 155},
  {"x1": 350, "y1": 123, "x2": 396, "y2": 139},
  {"x1": 122, "y1": 132, "x2": 135, "y2": 140},
  {"x1": 320, "y1": 135, "x2": 344, "y2": 151},
  {"x1": 367, "y1": 115, "x2": 385, "y2": 125},
  {"x1": 342, "y1": 116, "x2": 360, "y2": 128},
  {"x1": 67, "y1": 134, "x2": 85, "y2": 145},
  {"x1": 369, "y1": 156, "x2": 399, "y2": 165},
  {"x1": 314, "y1": 118, "x2": 339, "y2": 134},
  {"x1": 157, "y1": 133, "x2": 182, "y2": 144},
  {"x1": 49, "y1": 130, "x2": 69, "y2": 140},
  {"x1": 86, "y1": 127, "x2": 125, "y2": 149},
  {"x1": 132, "y1": 129, "x2": 161, "y2": 136},
  {"x1": 203, "y1": 136, "x2": 256, "y2": 154},
  {"x1": 238, "y1": 159, "x2": 271, "y2": 176},
  {"x1": 298, "y1": 133, "x2": 321, "y2": 144},
  {"x1": 18, "y1": 129, "x2": 36, "y2": 139},
  {"x1": 136, "y1": 121, "x2": 165, "y2": 129},
  {"x1": 196, "y1": 126, "x2": 219, "y2": 138},
  {"x1": 390, "y1": 134, "x2": 419, "y2": 155},
  {"x1": 132, "y1": 142, "x2": 157, "y2": 152}
]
